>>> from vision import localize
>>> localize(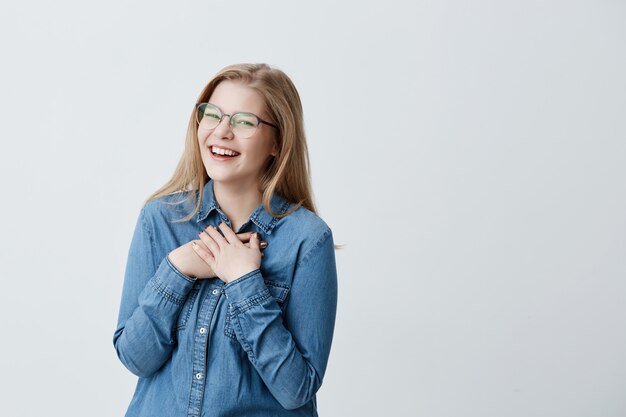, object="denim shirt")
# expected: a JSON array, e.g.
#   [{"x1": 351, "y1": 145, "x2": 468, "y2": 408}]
[{"x1": 112, "y1": 179, "x2": 338, "y2": 417}]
